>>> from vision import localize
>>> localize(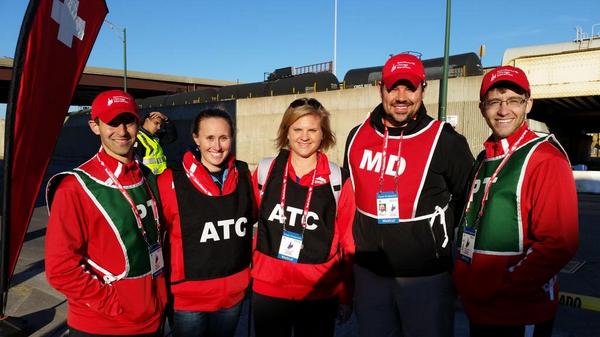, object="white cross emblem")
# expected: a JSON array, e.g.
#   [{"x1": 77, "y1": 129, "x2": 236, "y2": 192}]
[{"x1": 51, "y1": 0, "x2": 86, "y2": 48}]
